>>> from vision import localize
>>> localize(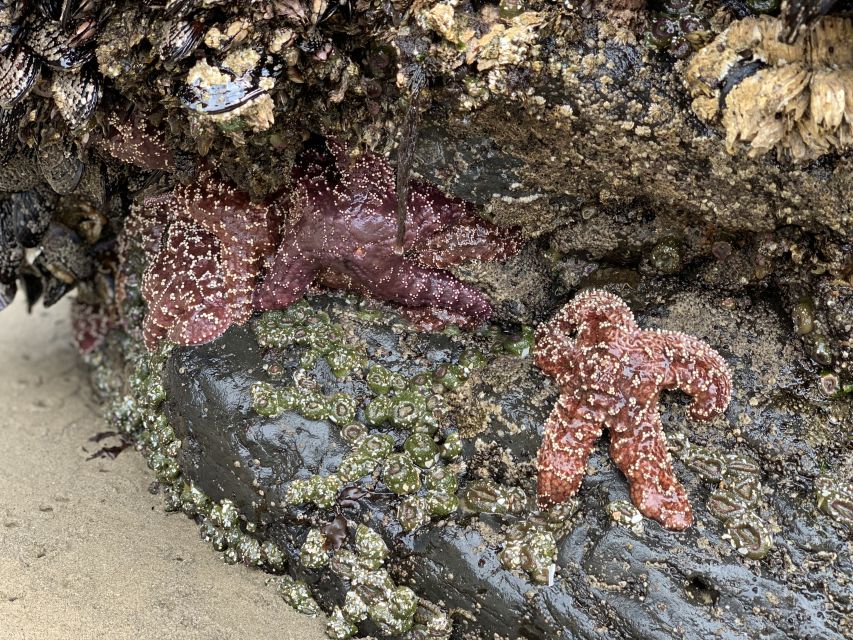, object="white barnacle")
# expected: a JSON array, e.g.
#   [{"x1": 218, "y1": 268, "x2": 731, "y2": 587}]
[{"x1": 686, "y1": 15, "x2": 853, "y2": 162}]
